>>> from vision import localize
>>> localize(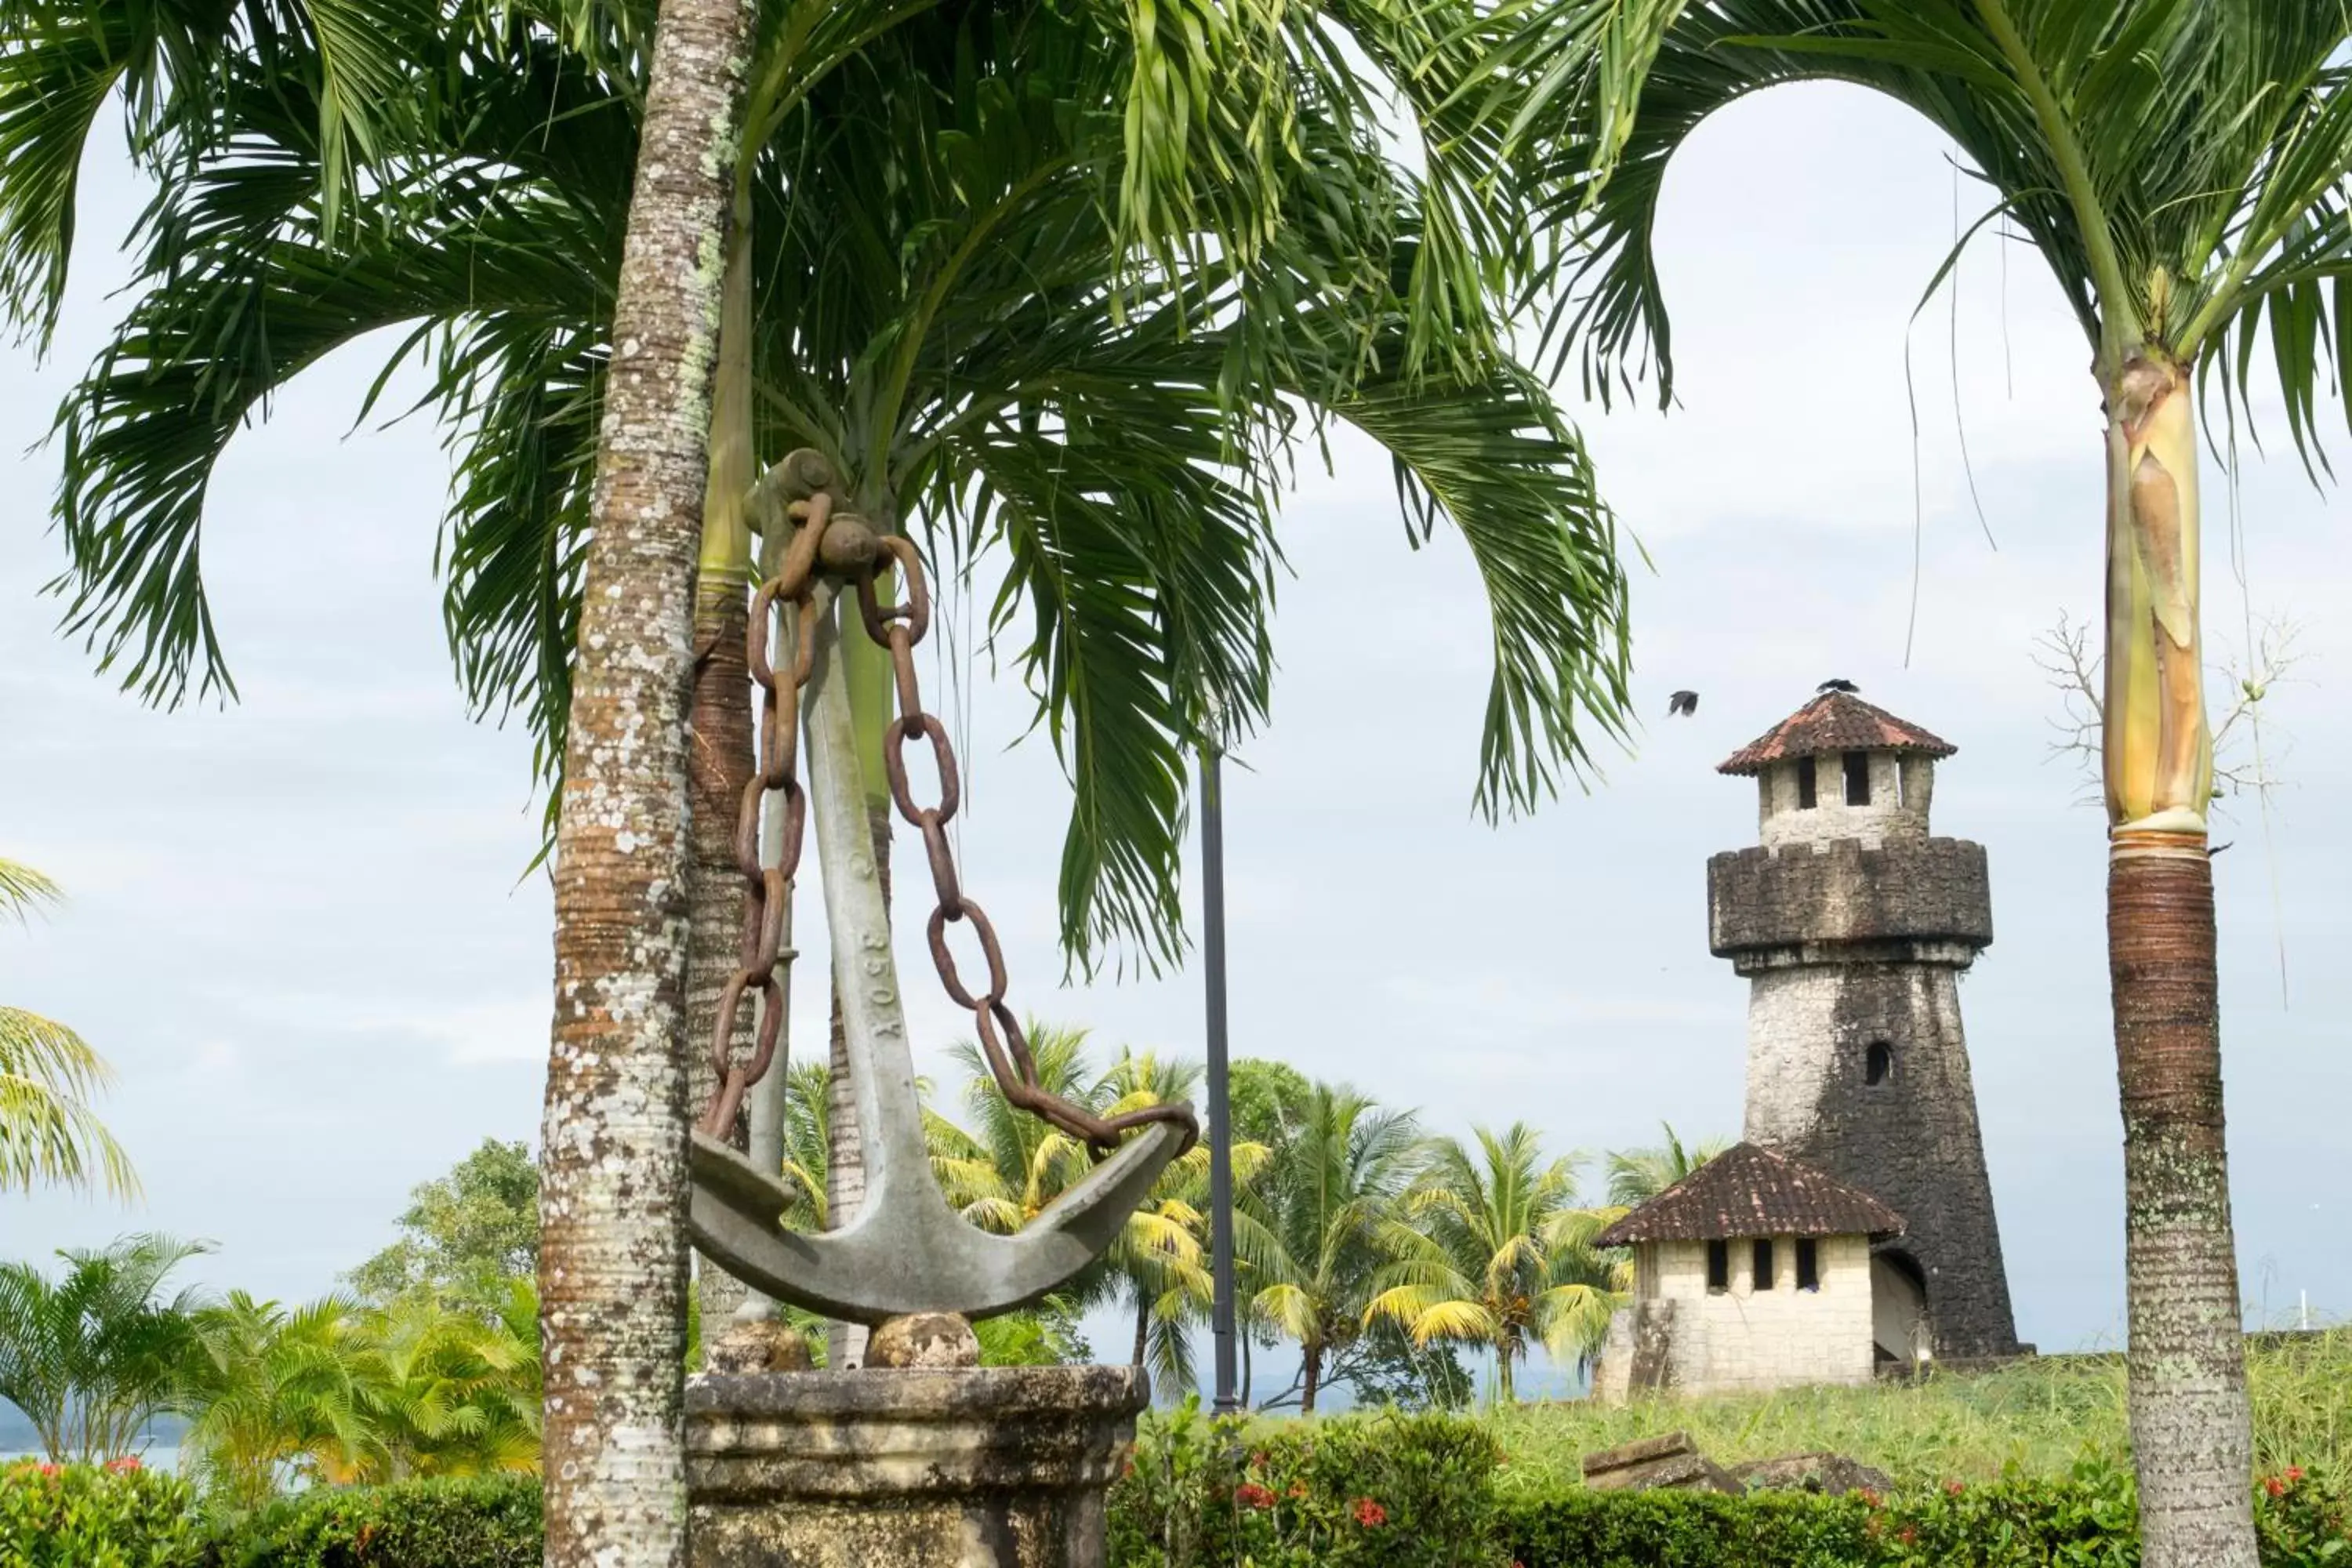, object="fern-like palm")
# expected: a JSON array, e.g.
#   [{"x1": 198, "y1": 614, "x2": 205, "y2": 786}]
[
  {"x1": 0, "y1": 858, "x2": 135, "y2": 1199},
  {"x1": 1604, "y1": 1122, "x2": 1730, "y2": 1208}
]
